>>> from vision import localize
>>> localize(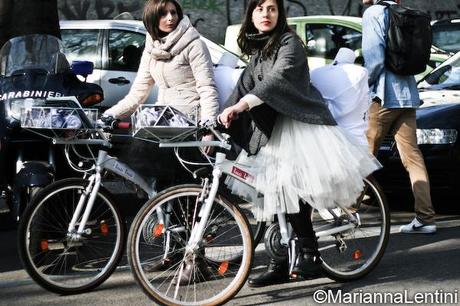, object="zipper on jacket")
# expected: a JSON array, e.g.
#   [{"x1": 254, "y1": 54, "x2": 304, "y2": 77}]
[{"x1": 160, "y1": 61, "x2": 170, "y2": 89}]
